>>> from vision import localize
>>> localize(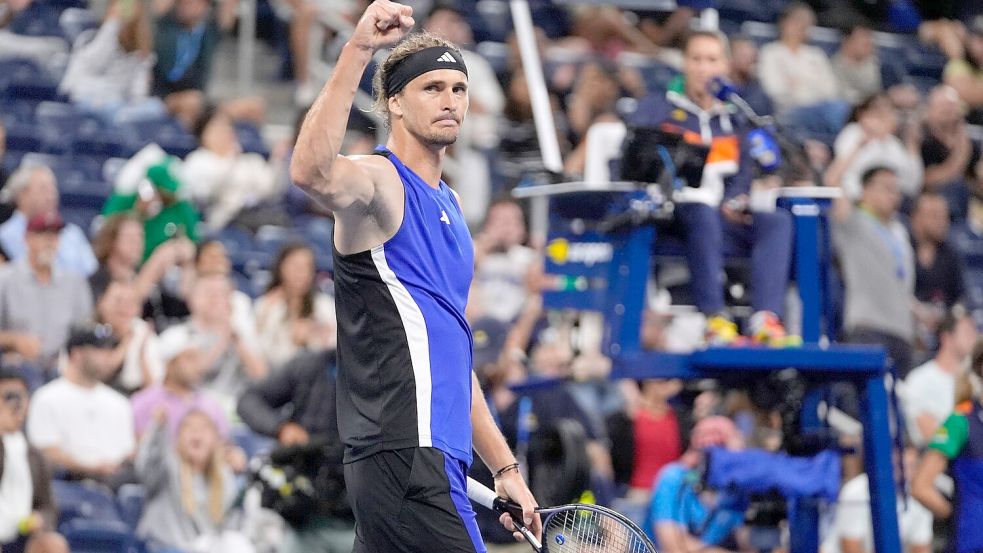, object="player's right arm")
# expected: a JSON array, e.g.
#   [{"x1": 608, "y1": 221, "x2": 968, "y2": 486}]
[{"x1": 290, "y1": 1, "x2": 414, "y2": 212}]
